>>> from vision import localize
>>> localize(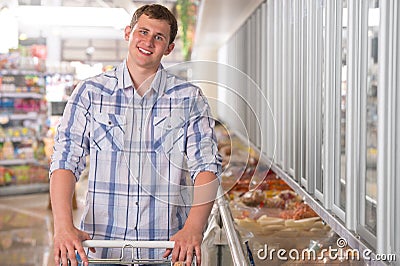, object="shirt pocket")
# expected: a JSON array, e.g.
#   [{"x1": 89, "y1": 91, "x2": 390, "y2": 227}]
[
  {"x1": 93, "y1": 113, "x2": 126, "y2": 151},
  {"x1": 153, "y1": 115, "x2": 185, "y2": 153}
]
